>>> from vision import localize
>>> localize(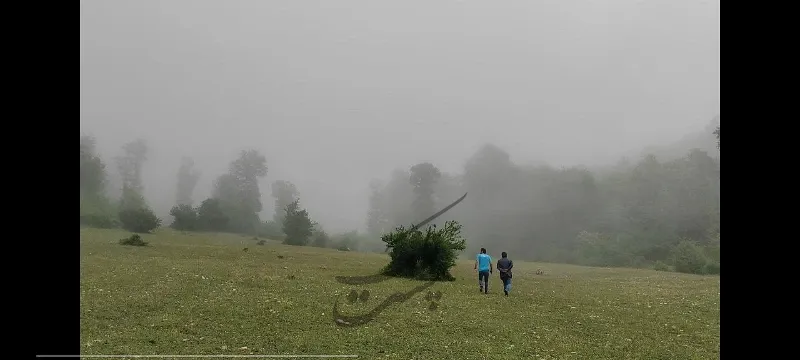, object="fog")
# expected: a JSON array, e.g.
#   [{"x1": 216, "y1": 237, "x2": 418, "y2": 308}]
[{"x1": 80, "y1": 0, "x2": 720, "y2": 233}]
